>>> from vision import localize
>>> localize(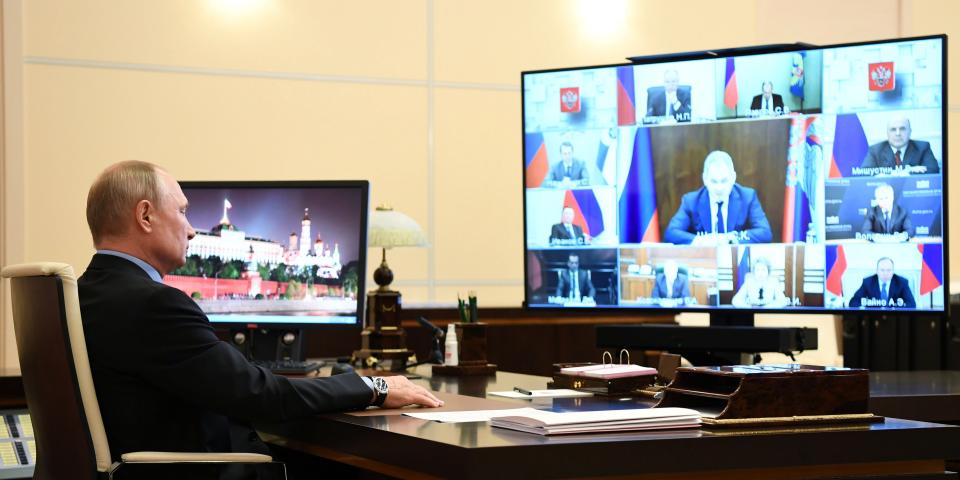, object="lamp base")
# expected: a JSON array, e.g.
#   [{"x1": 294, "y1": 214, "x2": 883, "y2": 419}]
[{"x1": 373, "y1": 248, "x2": 394, "y2": 290}]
